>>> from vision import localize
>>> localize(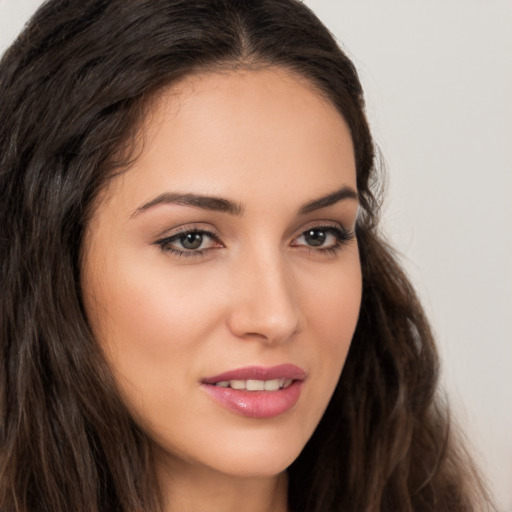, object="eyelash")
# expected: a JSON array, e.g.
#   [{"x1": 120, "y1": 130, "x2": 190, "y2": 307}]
[
  {"x1": 154, "y1": 227, "x2": 221, "y2": 258},
  {"x1": 292, "y1": 225, "x2": 355, "y2": 256},
  {"x1": 154, "y1": 224, "x2": 355, "y2": 258}
]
